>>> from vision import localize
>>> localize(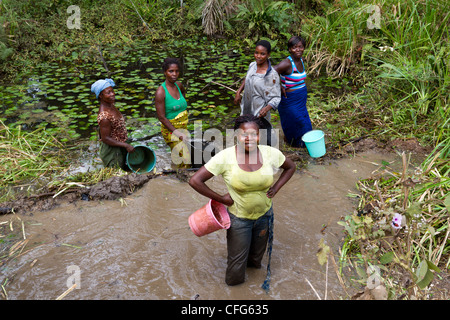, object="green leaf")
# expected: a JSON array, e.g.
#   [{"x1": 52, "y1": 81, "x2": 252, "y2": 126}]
[
  {"x1": 317, "y1": 238, "x2": 330, "y2": 266},
  {"x1": 380, "y1": 251, "x2": 394, "y2": 265},
  {"x1": 444, "y1": 194, "x2": 450, "y2": 212},
  {"x1": 416, "y1": 260, "x2": 431, "y2": 289},
  {"x1": 337, "y1": 221, "x2": 354, "y2": 237},
  {"x1": 415, "y1": 260, "x2": 441, "y2": 289},
  {"x1": 426, "y1": 260, "x2": 441, "y2": 273}
]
